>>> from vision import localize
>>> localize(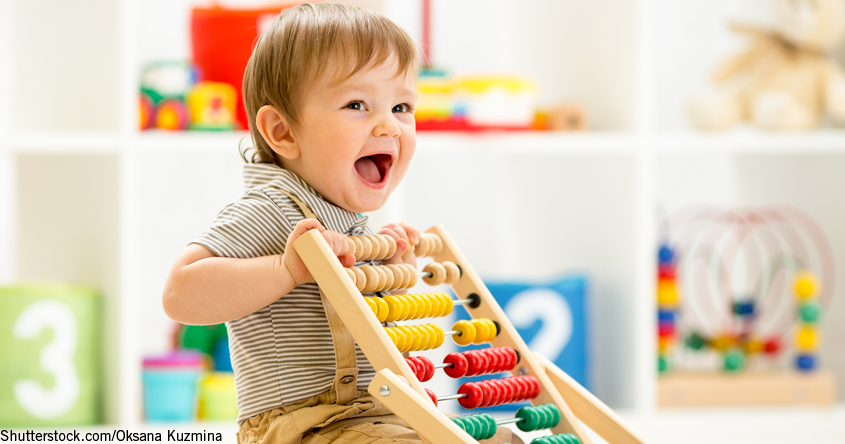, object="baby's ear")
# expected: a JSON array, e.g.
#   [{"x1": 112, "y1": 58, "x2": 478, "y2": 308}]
[{"x1": 256, "y1": 105, "x2": 300, "y2": 160}]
